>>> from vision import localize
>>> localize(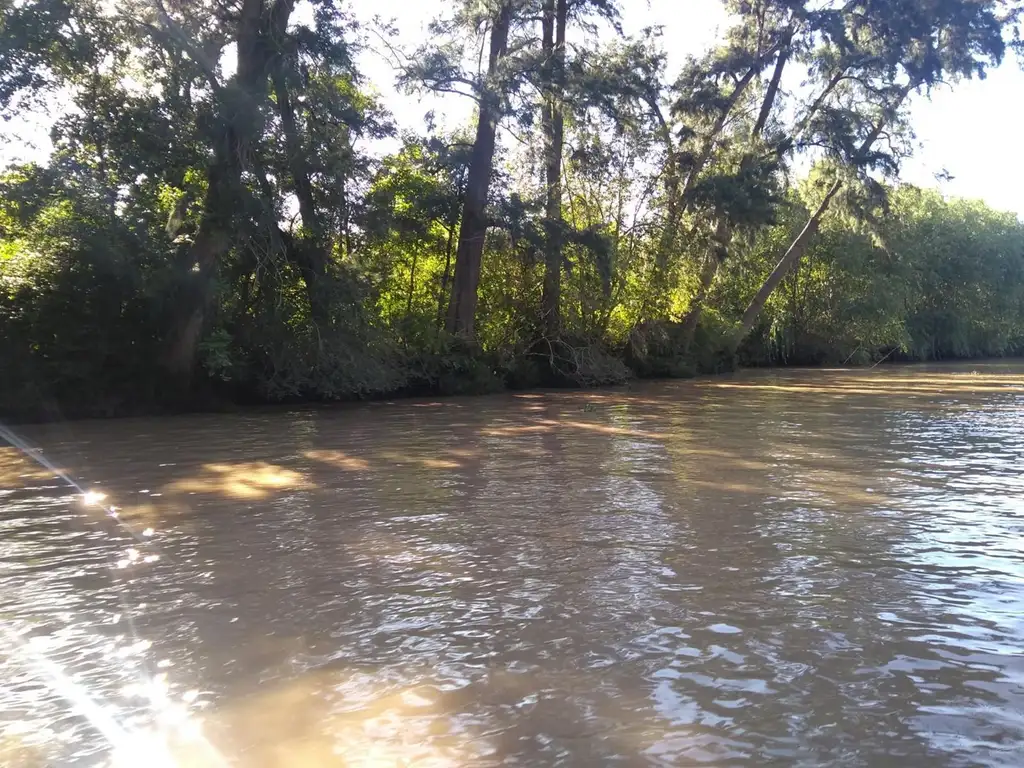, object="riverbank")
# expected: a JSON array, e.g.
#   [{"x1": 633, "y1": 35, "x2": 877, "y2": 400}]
[{"x1": 4, "y1": 325, "x2": 1021, "y2": 425}]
